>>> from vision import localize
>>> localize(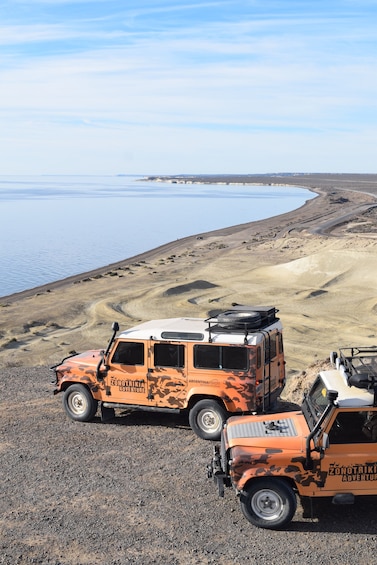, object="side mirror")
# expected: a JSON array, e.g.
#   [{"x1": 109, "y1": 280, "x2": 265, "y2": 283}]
[
  {"x1": 330, "y1": 351, "x2": 338, "y2": 365},
  {"x1": 327, "y1": 389, "x2": 338, "y2": 403},
  {"x1": 112, "y1": 321, "x2": 119, "y2": 332},
  {"x1": 322, "y1": 432, "x2": 329, "y2": 450}
]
